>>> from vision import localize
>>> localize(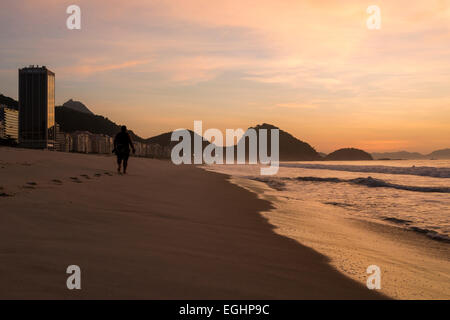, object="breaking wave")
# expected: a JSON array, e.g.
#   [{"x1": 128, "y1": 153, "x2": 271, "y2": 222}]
[
  {"x1": 246, "y1": 174, "x2": 450, "y2": 243},
  {"x1": 280, "y1": 163, "x2": 450, "y2": 178},
  {"x1": 293, "y1": 176, "x2": 450, "y2": 193}
]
